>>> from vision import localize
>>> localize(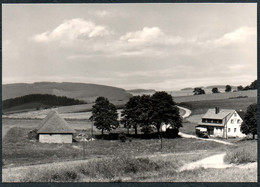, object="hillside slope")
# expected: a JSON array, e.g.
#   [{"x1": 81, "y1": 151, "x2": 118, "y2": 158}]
[{"x1": 2, "y1": 82, "x2": 132, "y2": 103}]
